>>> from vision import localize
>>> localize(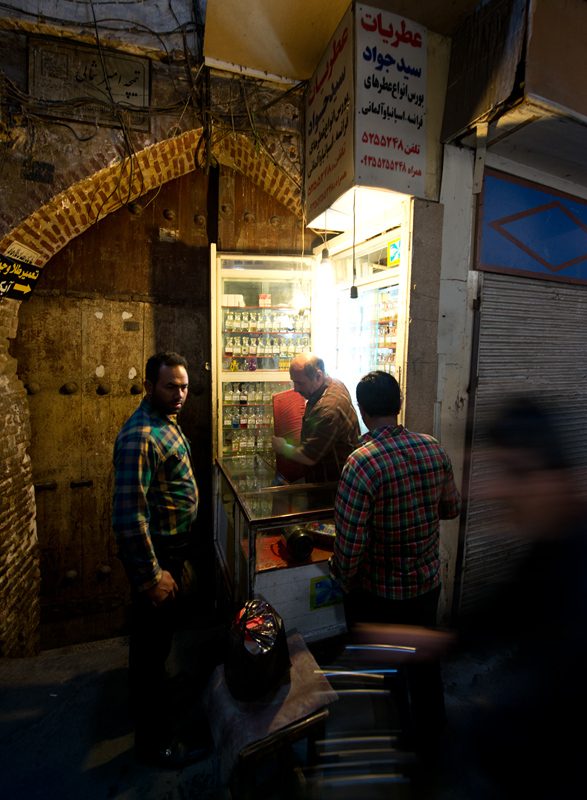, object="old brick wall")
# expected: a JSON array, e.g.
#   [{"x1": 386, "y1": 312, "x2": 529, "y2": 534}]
[
  {"x1": 0, "y1": 298, "x2": 40, "y2": 656},
  {"x1": 0, "y1": 22, "x2": 307, "y2": 654}
]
